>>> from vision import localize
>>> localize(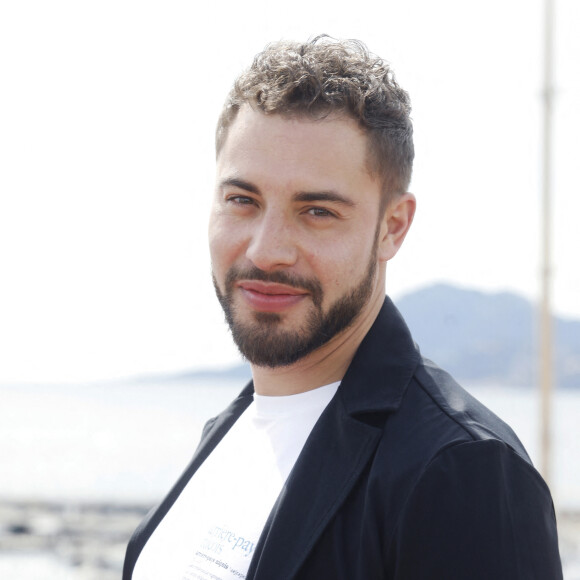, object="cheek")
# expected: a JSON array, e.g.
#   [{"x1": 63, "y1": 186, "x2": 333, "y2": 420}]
[
  {"x1": 208, "y1": 219, "x2": 228, "y2": 271},
  {"x1": 307, "y1": 240, "x2": 372, "y2": 289},
  {"x1": 208, "y1": 218, "x2": 246, "y2": 276}
]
